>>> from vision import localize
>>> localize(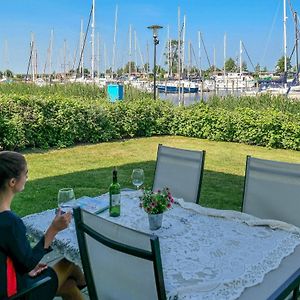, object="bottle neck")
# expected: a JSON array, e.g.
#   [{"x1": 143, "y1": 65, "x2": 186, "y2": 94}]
[{"x1": 112, "y1": 171, "x2": 118, "y2": 184}]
